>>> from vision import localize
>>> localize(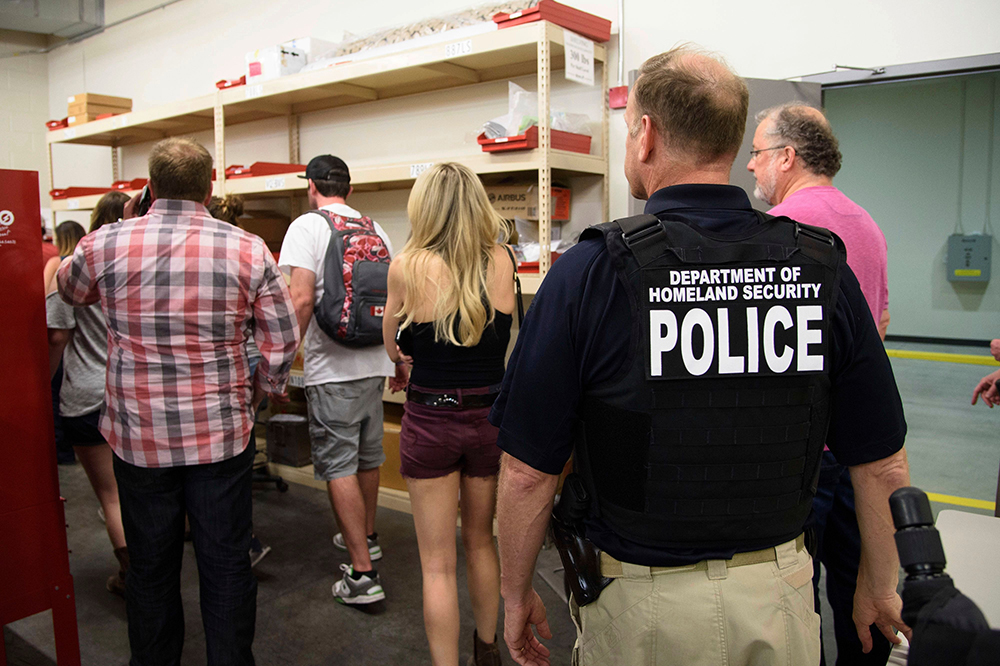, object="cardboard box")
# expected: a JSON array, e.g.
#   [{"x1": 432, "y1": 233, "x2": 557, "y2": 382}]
[
  {"x1": 68, "y1": 114, "x2": 100, "y2": 126},
  {"x1": 66, "y1": 93, "x2": 132, "y2": 109},
  {"x1": 237, "y1": 210, "x2": 290, "y2": 252},
  {"x1": 246, "y1": 45, "x2": 307, "y2": 84},
  {"x1": 485, "y1": 184, "x2": 571, "y2": 221},
  {"x1": 68, "y1": 101, "x2": 130, "y2": 116}
]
